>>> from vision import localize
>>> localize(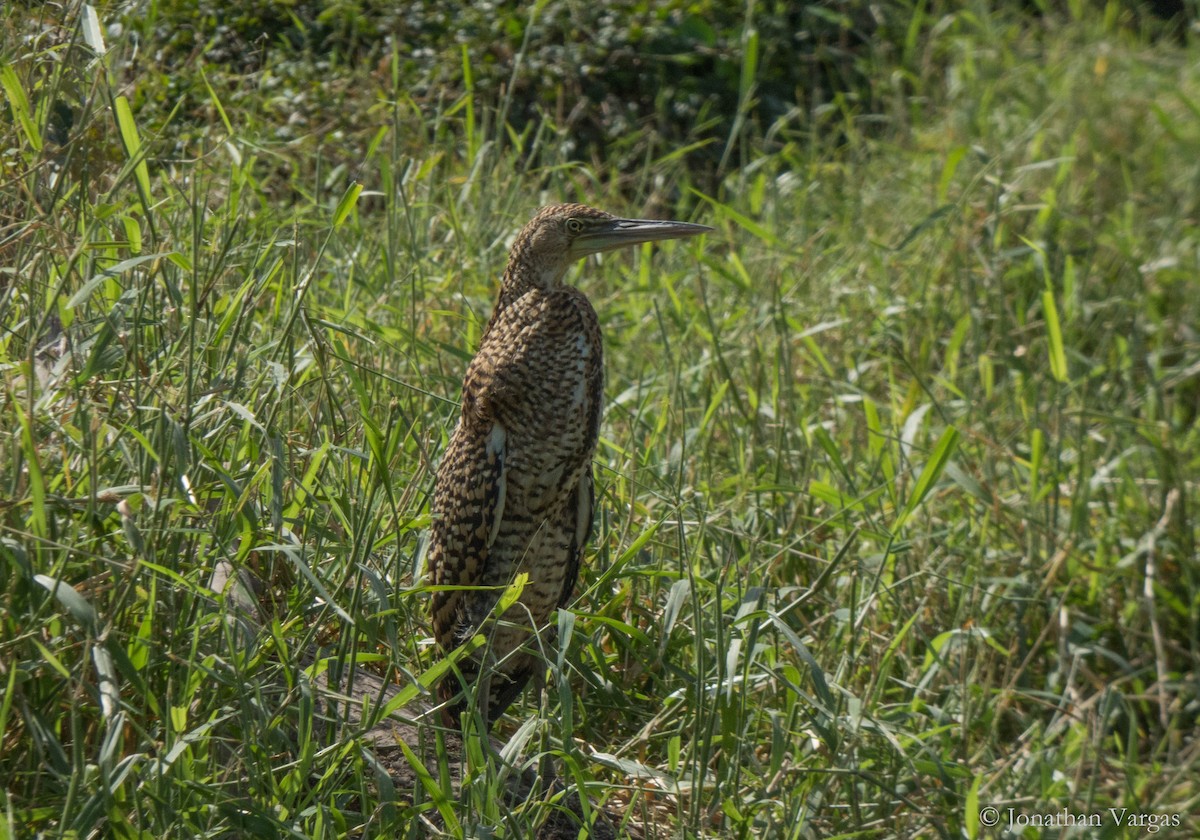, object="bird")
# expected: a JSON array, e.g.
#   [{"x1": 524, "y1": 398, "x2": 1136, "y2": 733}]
[{"x1": 428, "y1": 203, "x2": 711, "y2": 728}]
